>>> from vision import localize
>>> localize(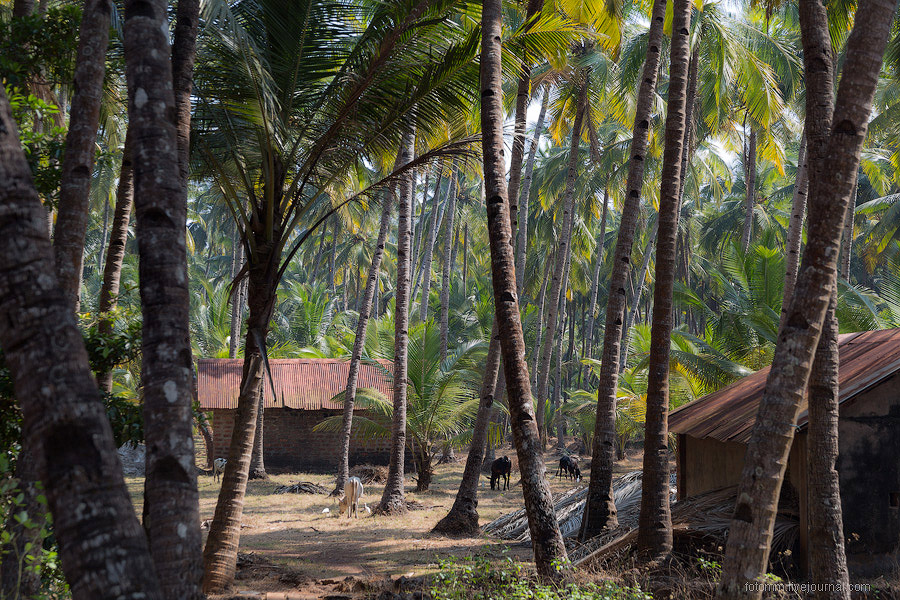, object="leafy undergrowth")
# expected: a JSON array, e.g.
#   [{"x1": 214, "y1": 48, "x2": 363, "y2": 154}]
[{"x1": 429, "y1": 554, "x2": 651, "y2": 600}]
